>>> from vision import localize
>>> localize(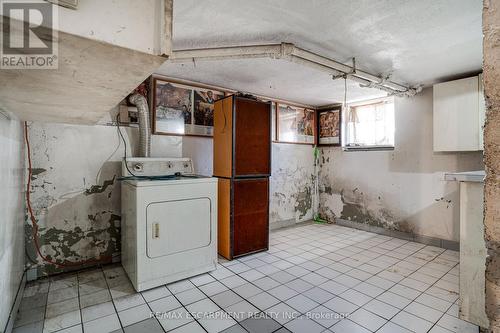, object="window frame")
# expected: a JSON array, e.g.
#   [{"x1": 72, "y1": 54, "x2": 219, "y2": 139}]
[{"x1": 342, "y1": 96, "x2": 395, "y2": 152}]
